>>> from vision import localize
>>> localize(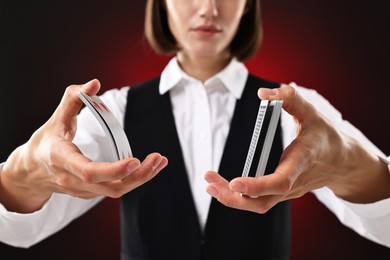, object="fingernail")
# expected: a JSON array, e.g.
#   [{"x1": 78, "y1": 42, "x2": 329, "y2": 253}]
[
  {"x1": 83, "y1": 79, "x2": 95, "y2": 86},
  {"x1": 83, "y1": 79, "x2": 100, "y2": 89},
  {"x1": 126, "y1": 160, "x2": 140, "y2": 173},
  {"x1": 154, "y1": 157, "x2": 167, "y2": 174},
  {"x1": 152, "y1": 156, "x2": 163, "y2": 172},
  {"x1": 204, "y1": 173, "x2": 214, "y2": 183},
  {"x1": 259, "y1": 88, "x2": 276, "y2": 96},
  {"x1": 207, "y1": 186, "x2": 219, "y2": 198},
  {"x1": 231, "y1": 181, "x2": 245, "y2": 193}
]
